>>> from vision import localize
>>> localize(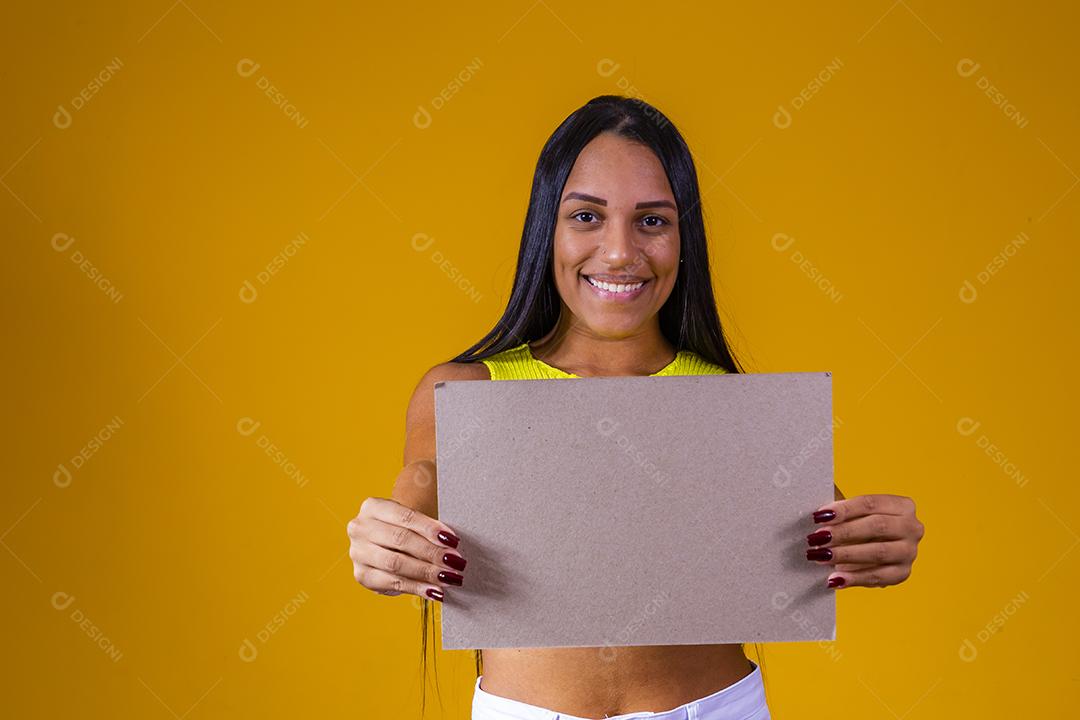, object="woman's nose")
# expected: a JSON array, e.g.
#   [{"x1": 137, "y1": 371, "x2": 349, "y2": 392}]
[{"x1": 598, "y1": 223, "x2": 641, "y2": 267}]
